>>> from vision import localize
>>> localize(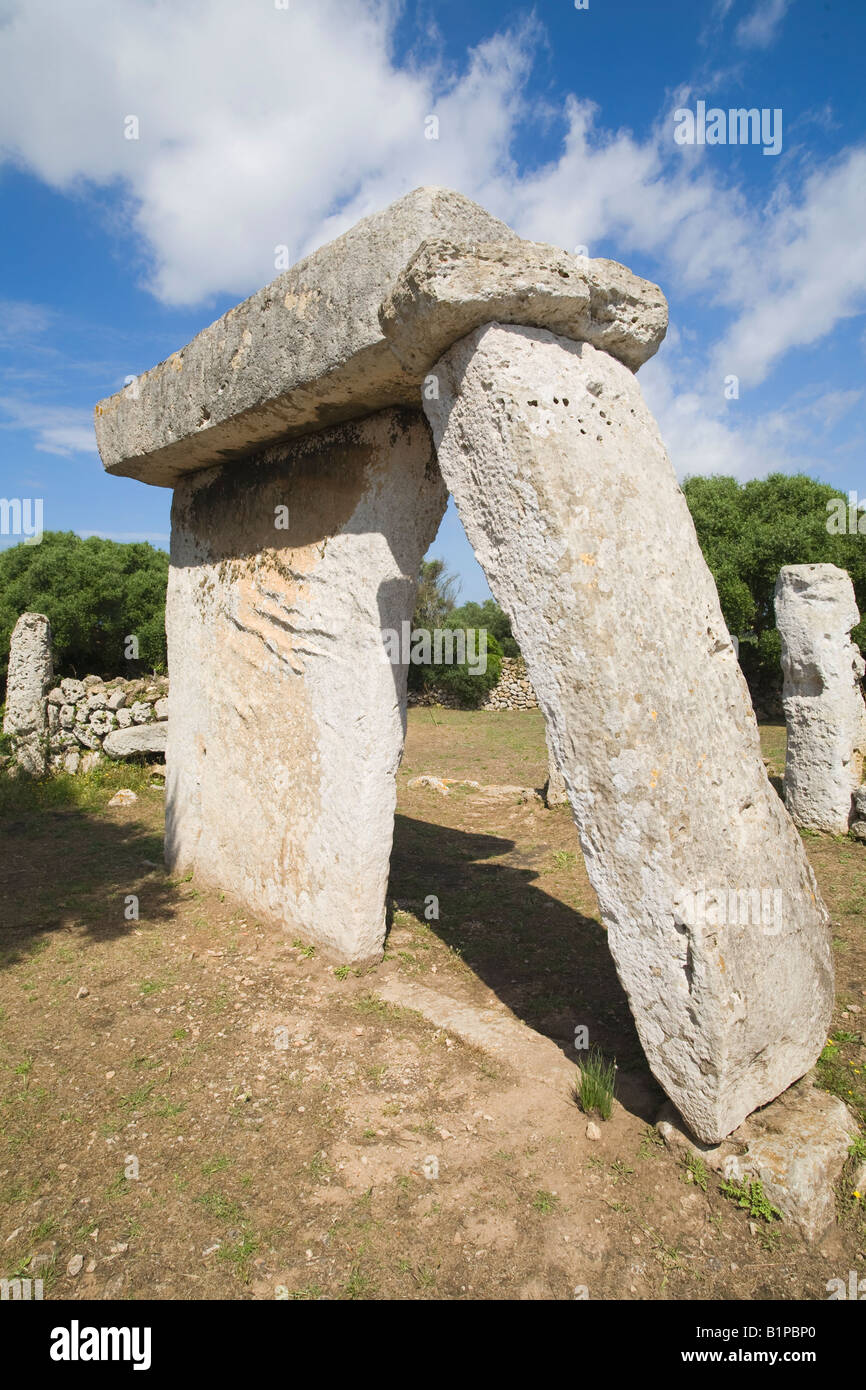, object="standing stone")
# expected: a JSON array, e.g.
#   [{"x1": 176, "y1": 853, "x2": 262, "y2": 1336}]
[
  {"x1": 543, "y1": 728, "x2": 568, "y2": 807},
  {"x1": 774, "y1": 564, "x2": 866, "y2": 833},
  {"x1": 423, "y1": 322, "x2": 833, "y2": 1144},
  {"x1": 3, "y1": 612, "x2": 53, "y2": 776},
  {"x1": 165, "y1": 408, "x2": 446, "y2": 962}
]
